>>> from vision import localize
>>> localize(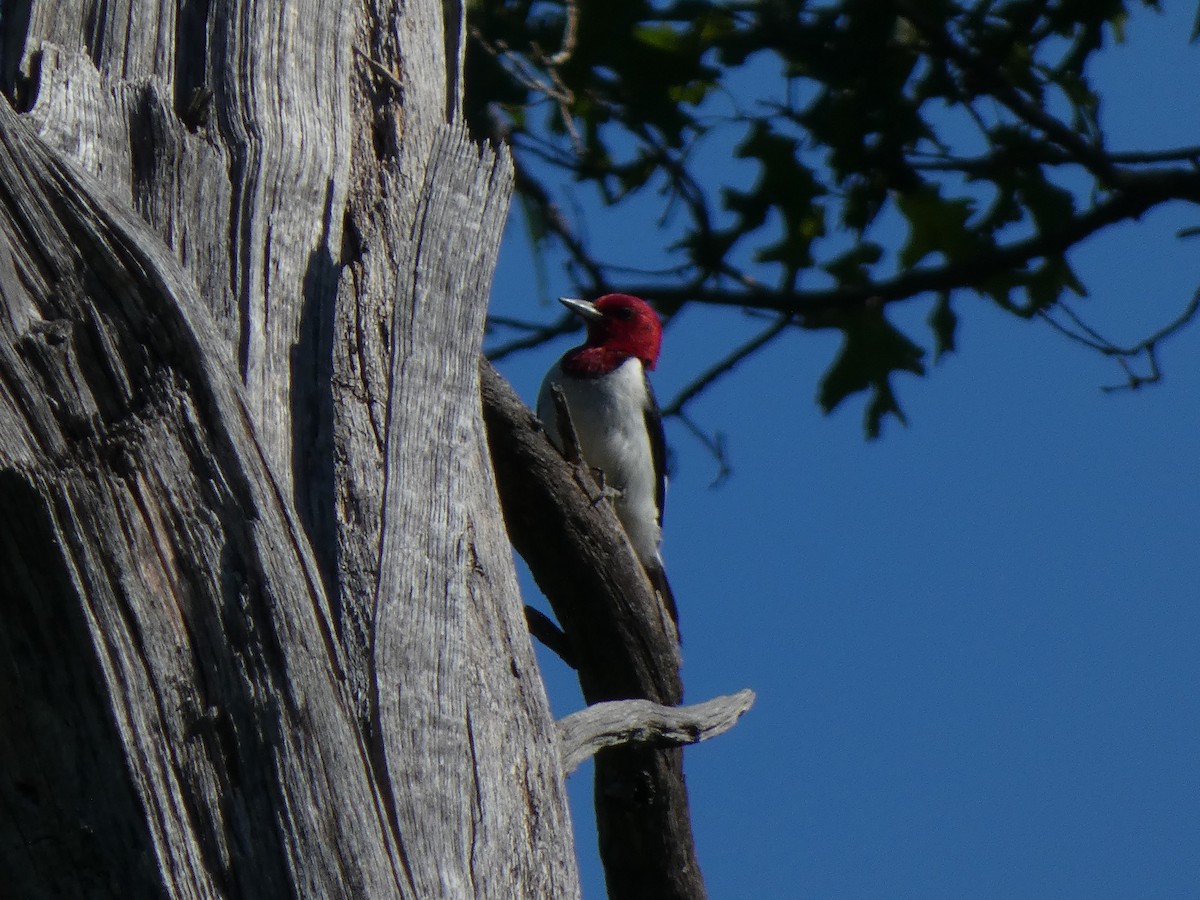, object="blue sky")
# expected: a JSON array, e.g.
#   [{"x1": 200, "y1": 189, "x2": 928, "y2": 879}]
[{"x1": 487, "y1": 6, "x2": 1200, "y2": 897}]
